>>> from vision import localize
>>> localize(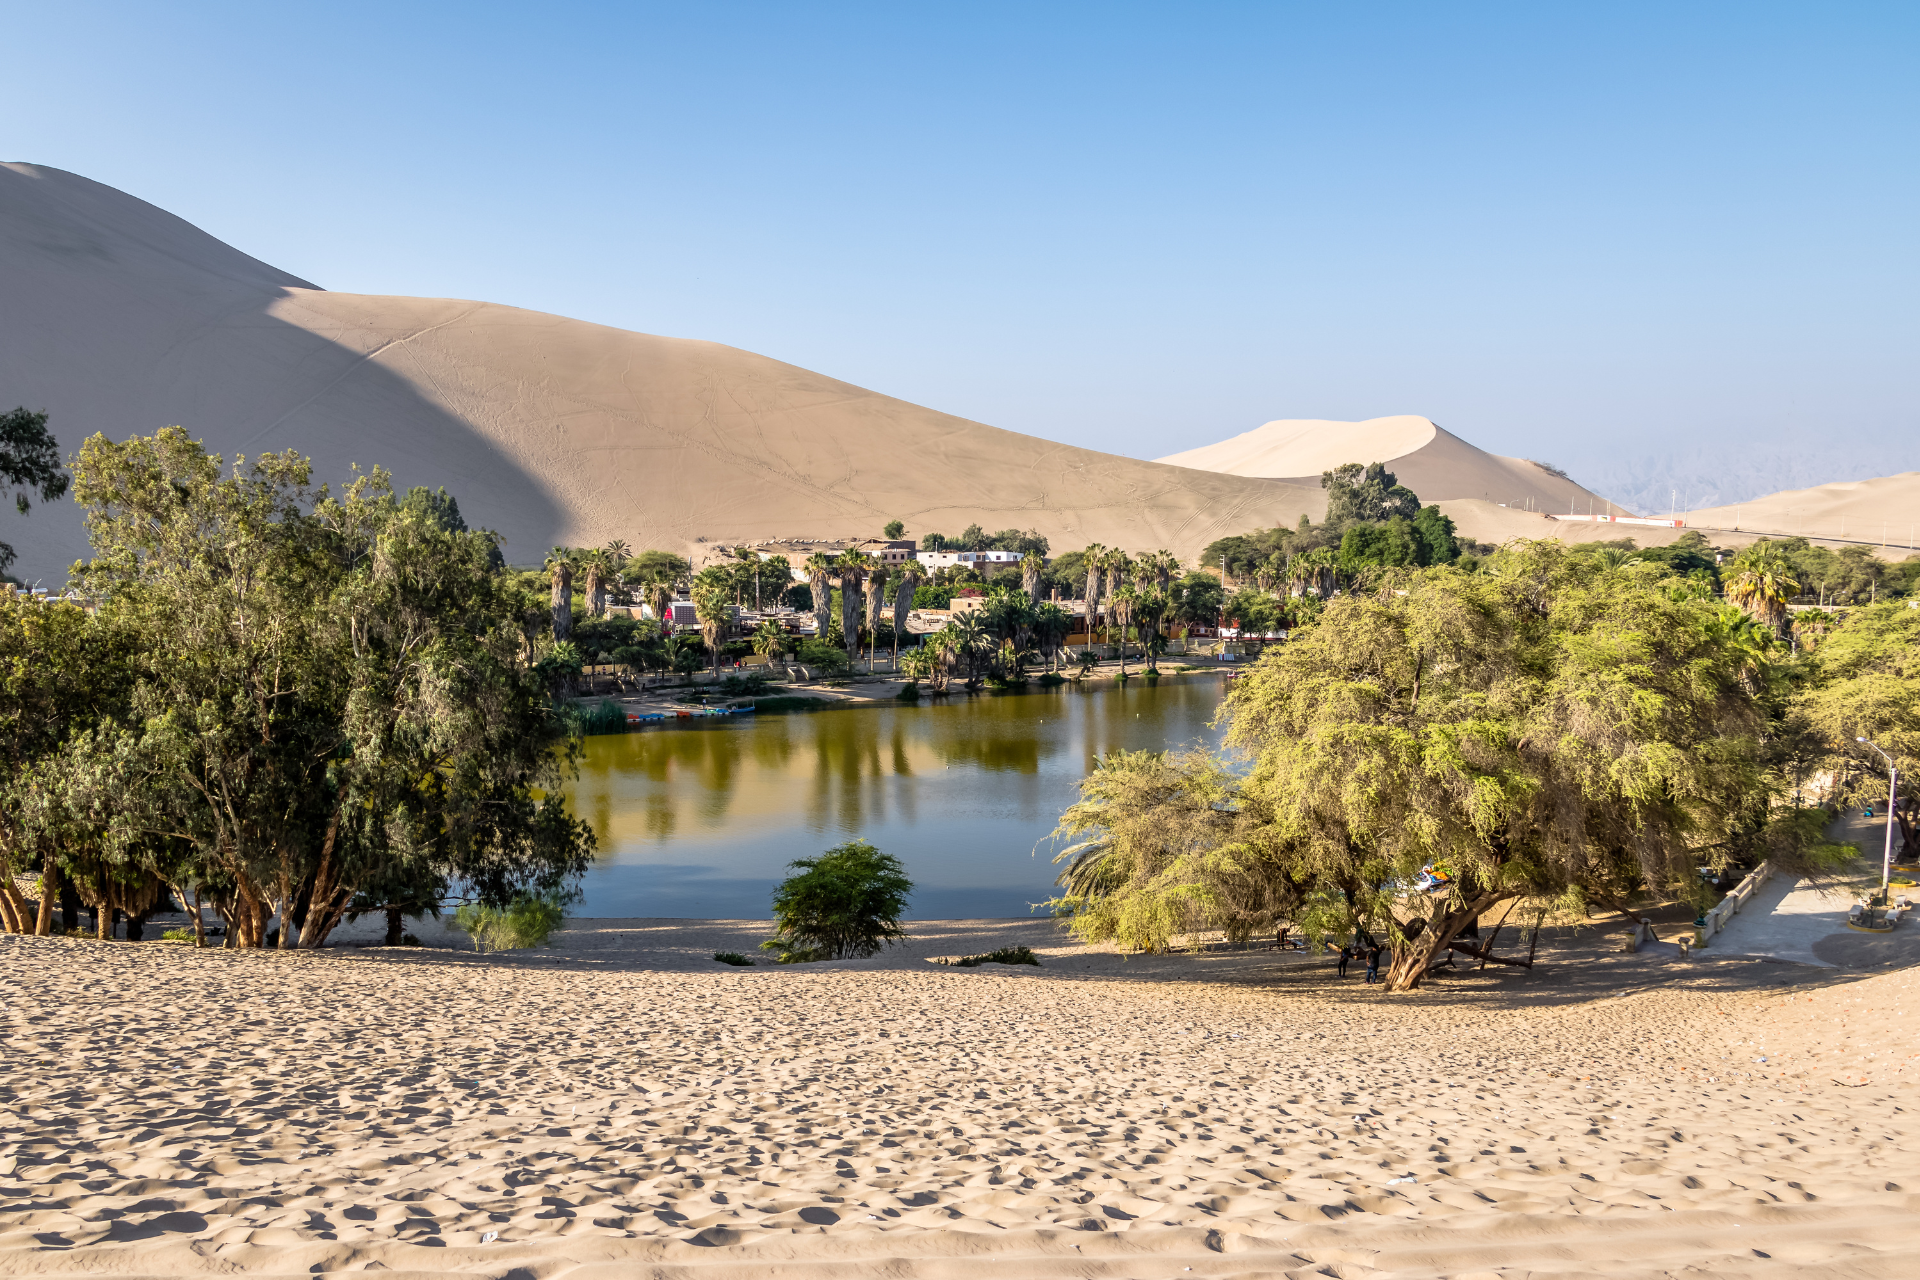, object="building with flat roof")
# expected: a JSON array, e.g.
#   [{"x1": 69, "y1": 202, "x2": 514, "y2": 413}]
[{"x1": 916, "y1": 549, "x2": 1025, "y2": 571}]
